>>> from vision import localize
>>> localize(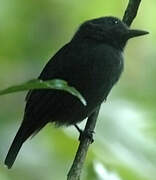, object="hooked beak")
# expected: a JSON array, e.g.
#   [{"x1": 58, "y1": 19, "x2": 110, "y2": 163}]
[{"x1": 127, "y1": 29, "x2": 149, "y2": 39}]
